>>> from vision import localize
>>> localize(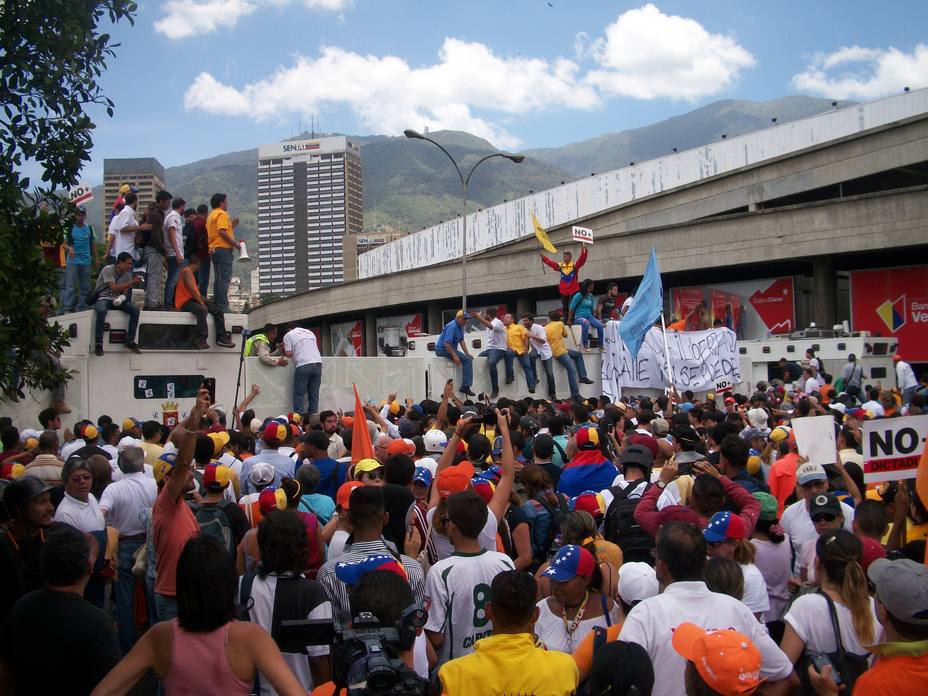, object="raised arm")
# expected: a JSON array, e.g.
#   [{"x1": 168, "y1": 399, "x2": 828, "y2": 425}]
[
  {"x1": 165, "y1": 425, "x2": 197, "y2": 503},
  {"x1": 487, "y1": 409, "x2": 515, "y2": 523},
  {"x1": 428, "y1": 415, "x2": 474, "y2": 511},
  {"x1": 540, "y1": 254, "x2": 559, "y2": 271}
]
